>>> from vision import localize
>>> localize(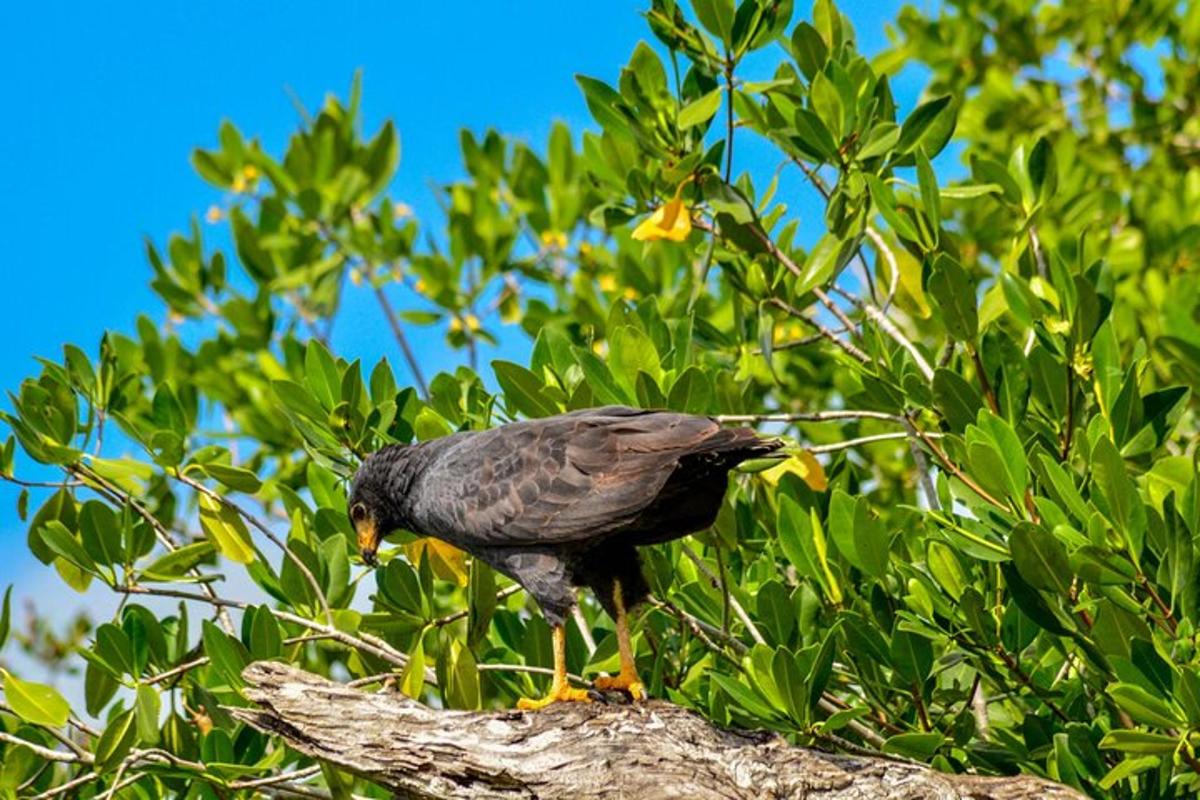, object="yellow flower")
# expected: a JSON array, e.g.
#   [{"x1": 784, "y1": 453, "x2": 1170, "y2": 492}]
[
  {"x1": 204, "y1": 205, "x2": 223, "y2": 224},
  {"x1": 349, "y1": 268, "x2": 363, "y2": 287},
  {"x1": 414, "y1": 279, "x2": 427, "y2": 294},
  {"x1": 231, "y1": 174, "x2": 247, "y2": 193},
  {"x1": 242, "y1": 164, "x2": 259, "y2": 181},
  {"x1": 540, "y1": 230, "x2": 568, "y2": 250},
  {"x1": 632, "y1": 182, "x2": 694, "y2": 242},
  {"x1": 394, "y1": 202, "x2": 413, "y2": 219},
  {"x1": 465, "y1": 314, "x2": 481, "y2": 332},
  {"x1": 598, "y1": 274, "x2": 617, "y2": 292},
  {"x1": 623, "y1": 287, "x2": 638, "y2": 300},
  {"x1": 449, "y1": 317, "x2": 463, "y2": 333}
]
